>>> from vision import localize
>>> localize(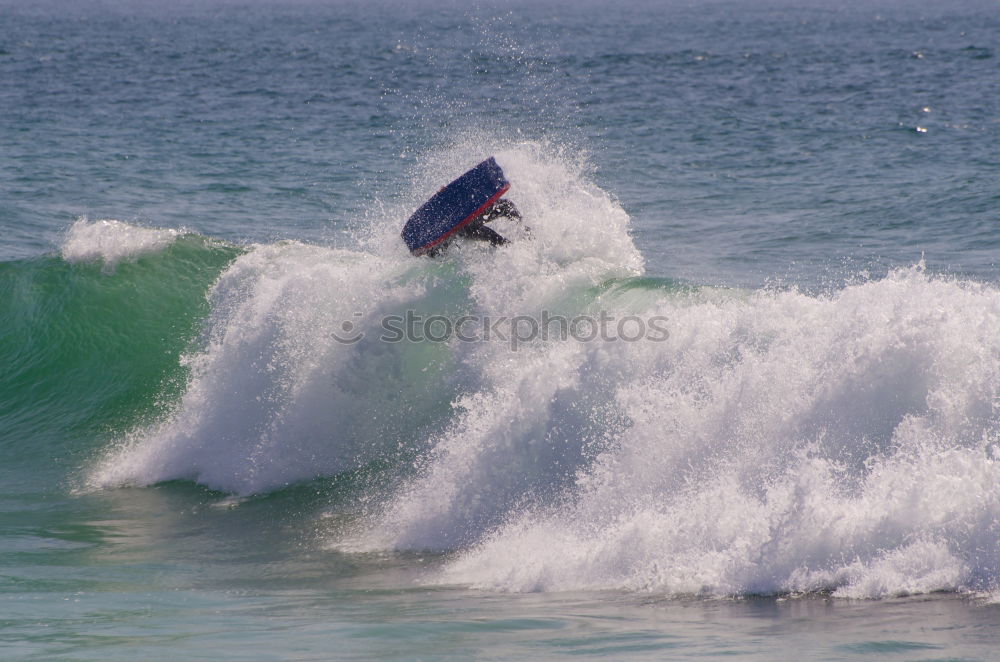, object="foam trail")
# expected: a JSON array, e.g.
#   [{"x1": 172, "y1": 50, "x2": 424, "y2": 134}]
[{"x1": 61, "y1": 218, "x2": 184, "y2": 272}]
